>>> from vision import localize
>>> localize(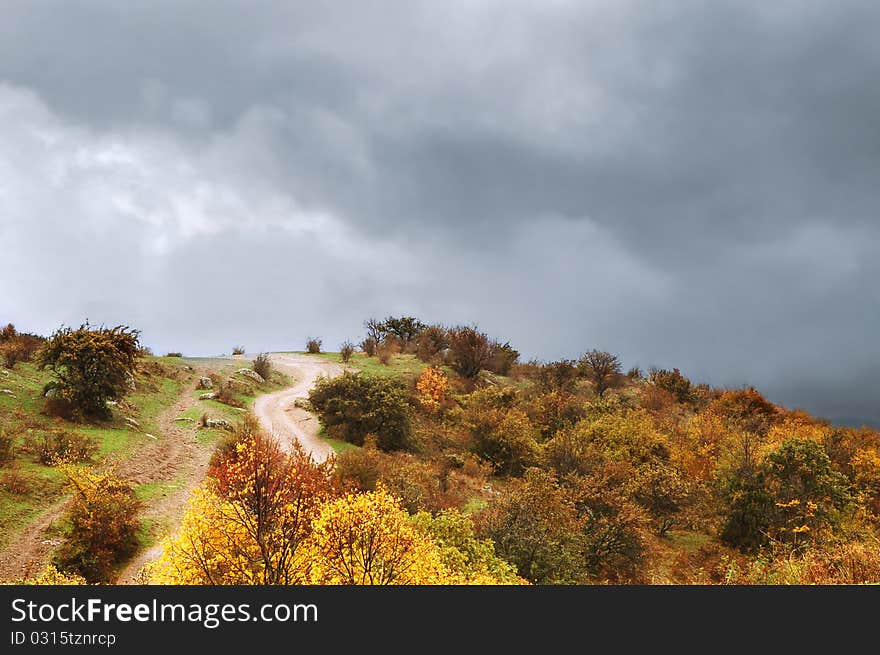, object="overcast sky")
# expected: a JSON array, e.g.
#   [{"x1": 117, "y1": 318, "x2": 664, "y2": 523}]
[{"x1": 1, "y1": 1, "x2": 878, "y2": 426}]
